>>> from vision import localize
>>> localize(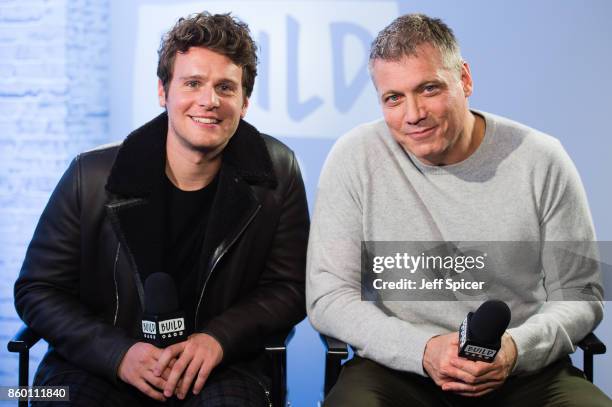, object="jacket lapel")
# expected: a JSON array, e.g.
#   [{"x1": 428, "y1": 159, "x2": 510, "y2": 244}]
[
  {"x1": 201, "y1": 118, "x2": 278, "y2": 260},
  {"x1": 199, "y1": 164, "x2": 260, "y2": 280},
  {"x1": 104, "y1": 113, "x2": 168, "y2": 307},
  {"x1": 105, "y1": 189, "x2": 166, "y2": 280}
]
